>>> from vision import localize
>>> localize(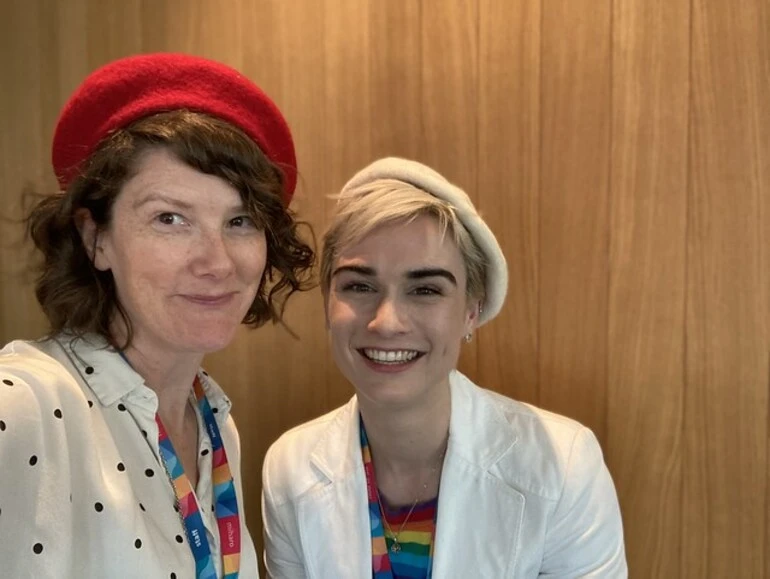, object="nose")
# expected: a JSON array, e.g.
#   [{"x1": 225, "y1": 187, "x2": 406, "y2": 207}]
[
  {"x1": 190, "y1": 229, "x2": 236, "y2": 279},
  {"x1": 368, "y1": 296, "x2": 409, "y2": 336}
]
